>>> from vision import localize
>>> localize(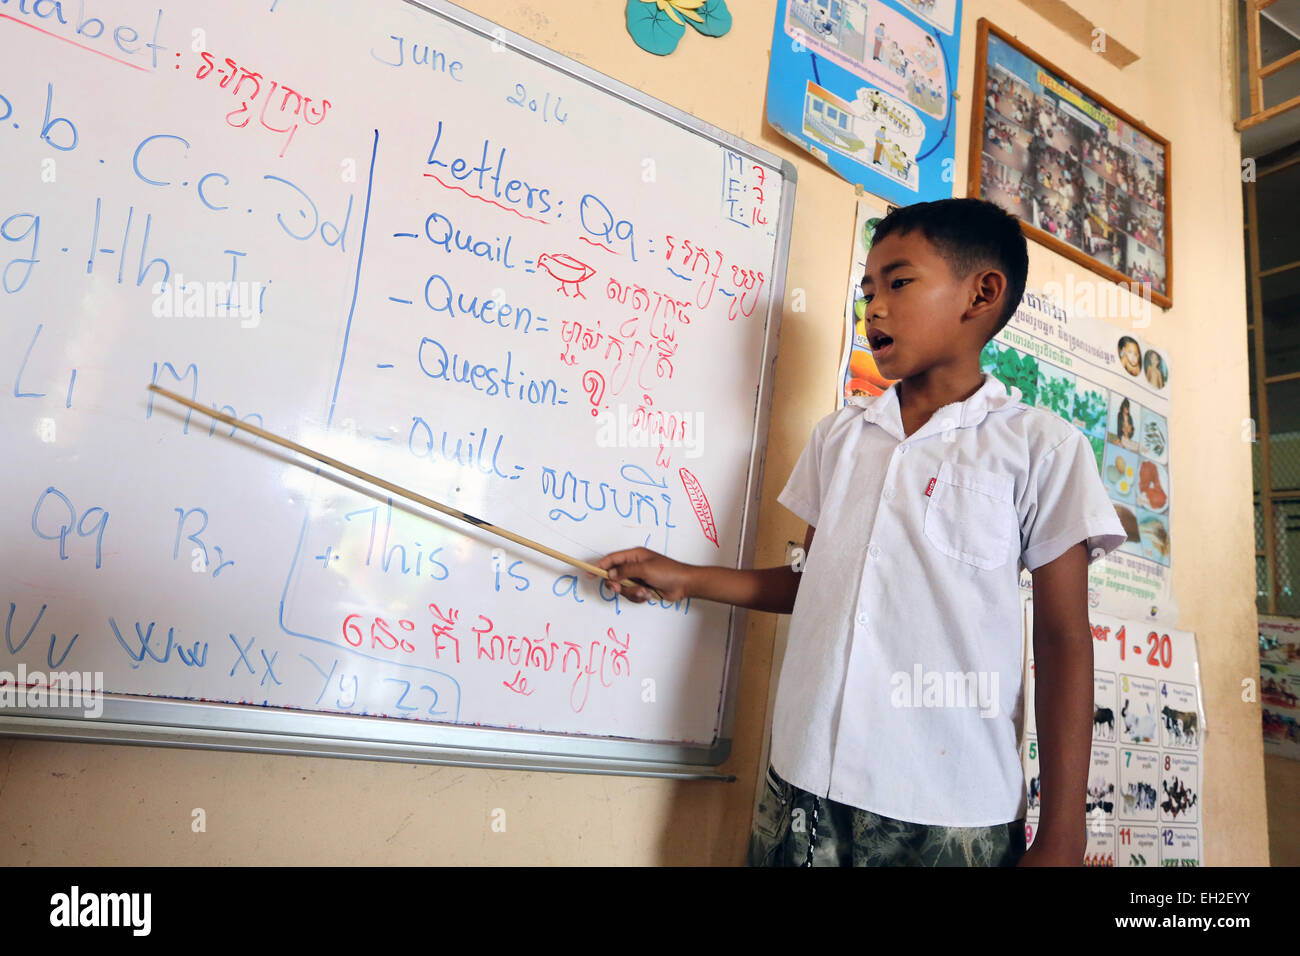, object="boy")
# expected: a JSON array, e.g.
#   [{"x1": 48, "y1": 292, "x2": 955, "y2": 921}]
[{"x1": 595, "y1": 199, "x2": 1126, "y2": 866}]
